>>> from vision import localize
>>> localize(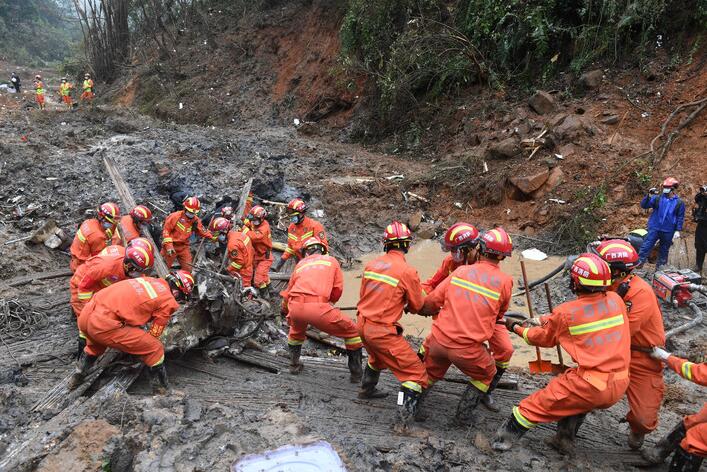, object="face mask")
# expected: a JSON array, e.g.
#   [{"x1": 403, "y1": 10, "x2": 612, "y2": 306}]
[
  {"x1": 127, "y1": 269, "x2": 143, "y2": 278},
  {"x1": 101, "y1": 220, "x2": 113, "y2": 229},
  {"x1": 185, "y1": 211, "x2": 196, "y2": 219},
  {"x1": 218, "y1": 234, "x2": 226, "y2": 243},
  {"x1": 451, "y1": 249, "x2": 465, "y2": 263},
  {"x1": 662, "y1": 188, "x2": 671, "y2": 194},
  {"x1": 252, "y1": 219, "x2": 261, "y2": 226},
  {"x1": 290, "y1": 215, "x2": 301, "y2": 224}
]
